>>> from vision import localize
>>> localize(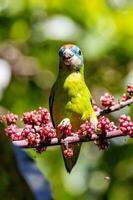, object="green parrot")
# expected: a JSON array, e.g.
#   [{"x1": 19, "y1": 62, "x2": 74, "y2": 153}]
[{"x1": 49, "y1": 44, "x2": 97, "y2": 173}]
